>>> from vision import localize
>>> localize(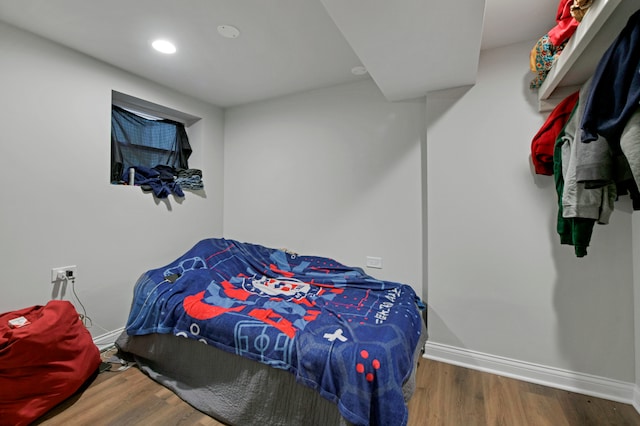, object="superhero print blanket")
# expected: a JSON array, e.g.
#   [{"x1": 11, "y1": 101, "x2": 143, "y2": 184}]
[{"x1": 125, "y1": 238, "x2": 424, "y2": 426}]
